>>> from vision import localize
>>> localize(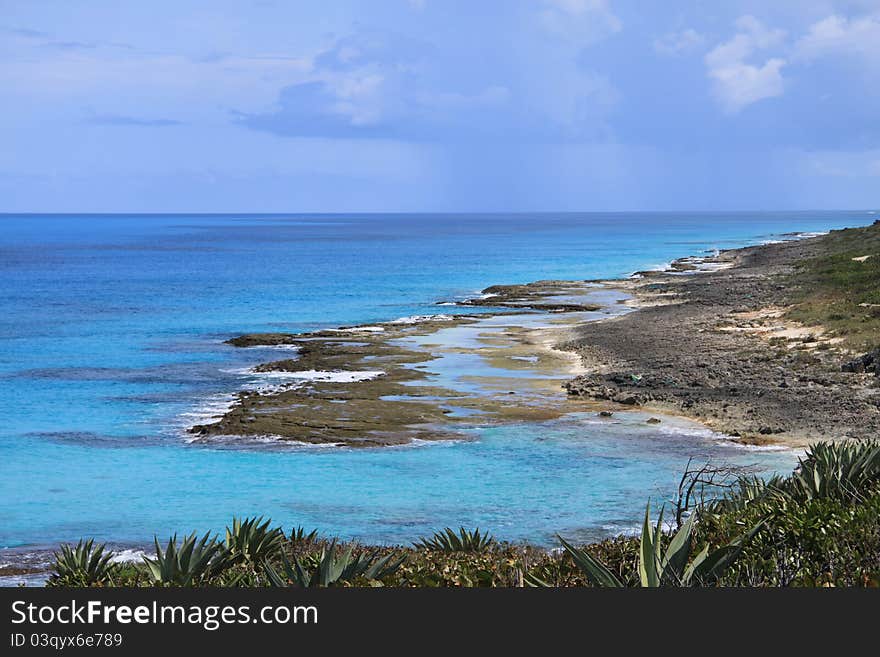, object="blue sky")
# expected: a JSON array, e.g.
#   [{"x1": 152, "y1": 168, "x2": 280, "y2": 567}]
[{"x1": 2, "y1": 0, "x2": 879, "y2": 212}]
